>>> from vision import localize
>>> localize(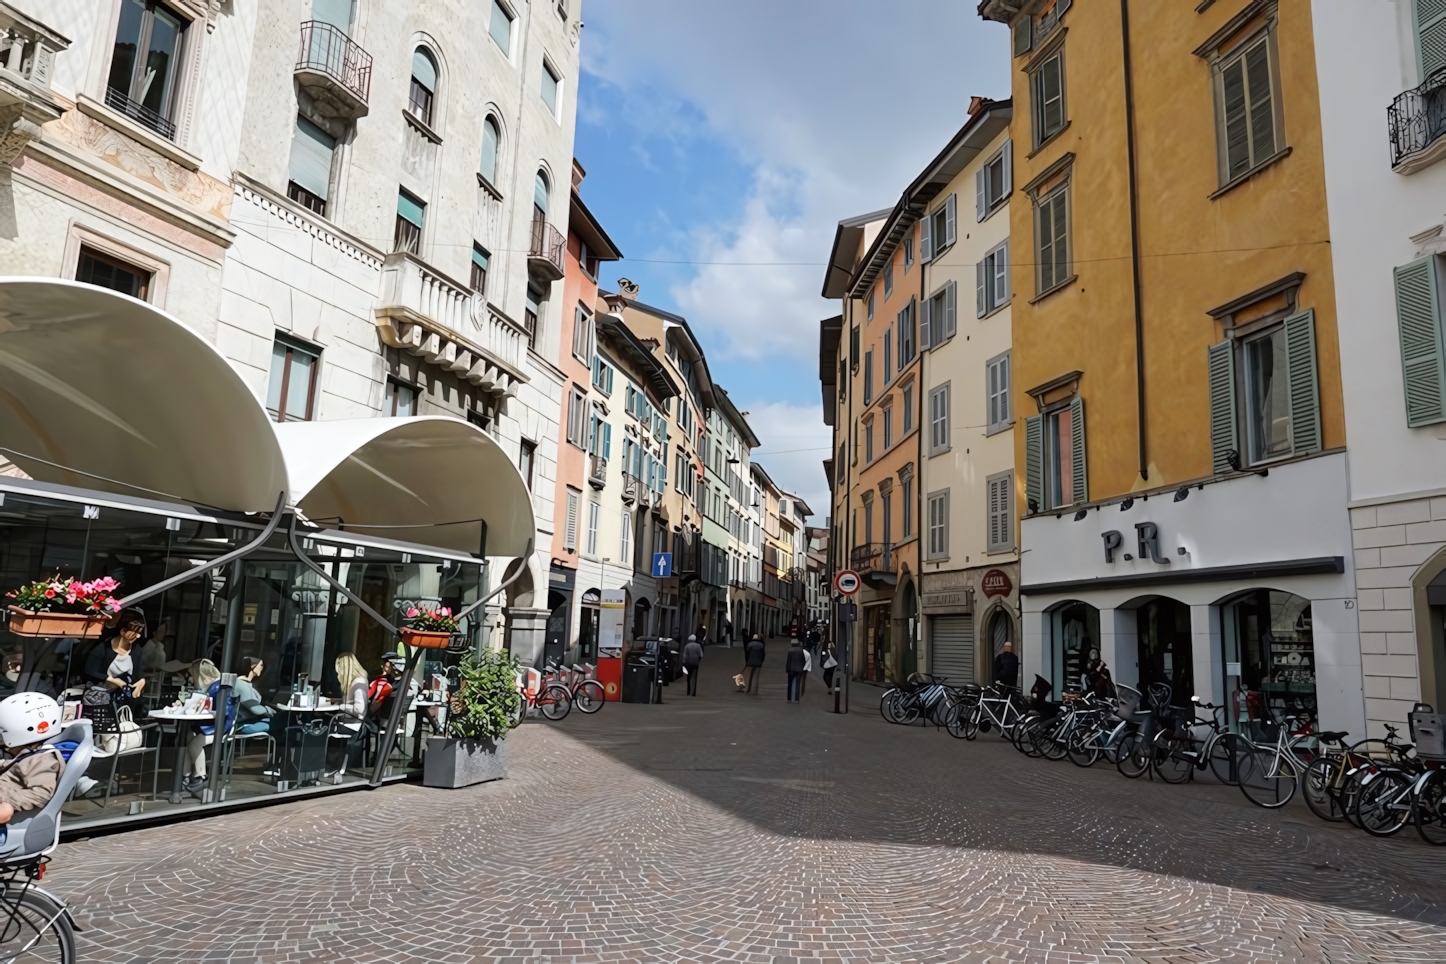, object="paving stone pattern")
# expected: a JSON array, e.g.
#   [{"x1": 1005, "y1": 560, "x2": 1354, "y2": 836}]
[{"x1": 49, "y1": 647, "x2": 1446, "y2": 962}]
